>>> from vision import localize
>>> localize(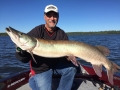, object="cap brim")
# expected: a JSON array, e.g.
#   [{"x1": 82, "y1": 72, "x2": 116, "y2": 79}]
[{"x1": 44, "y1": 10, "x2": 58, "y2": 14}]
